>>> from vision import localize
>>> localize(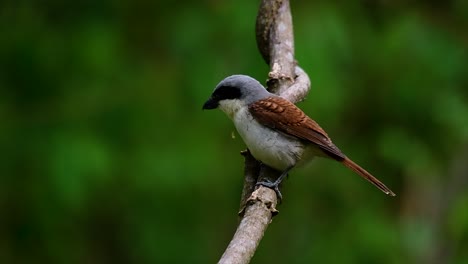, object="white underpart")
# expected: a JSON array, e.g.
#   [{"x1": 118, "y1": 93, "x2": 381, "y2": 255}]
[{"x1": 219, "y1": 99, "x2": 309, "y2": 171}]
